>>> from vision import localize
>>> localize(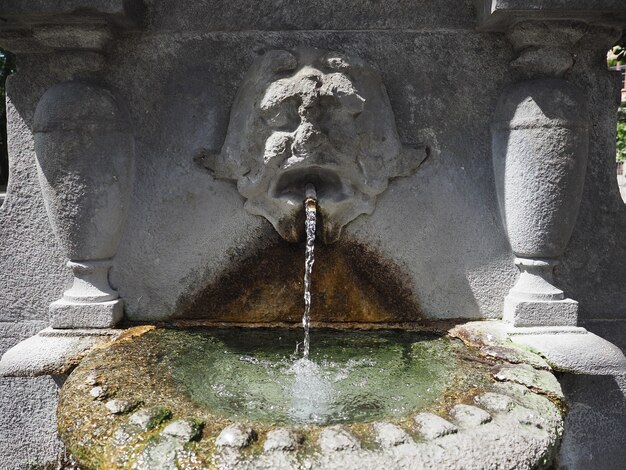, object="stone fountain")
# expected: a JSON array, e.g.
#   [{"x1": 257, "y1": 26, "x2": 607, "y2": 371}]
[{"x1": 0, "y1": 1, "x2": 626, "y2": 469}]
